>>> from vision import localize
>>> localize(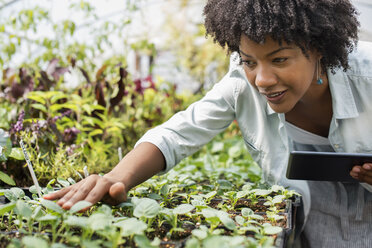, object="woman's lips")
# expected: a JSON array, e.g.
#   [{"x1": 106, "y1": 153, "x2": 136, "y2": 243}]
[{"x1": 263, "y1": 90, "x2": 287, "y2": 103}]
